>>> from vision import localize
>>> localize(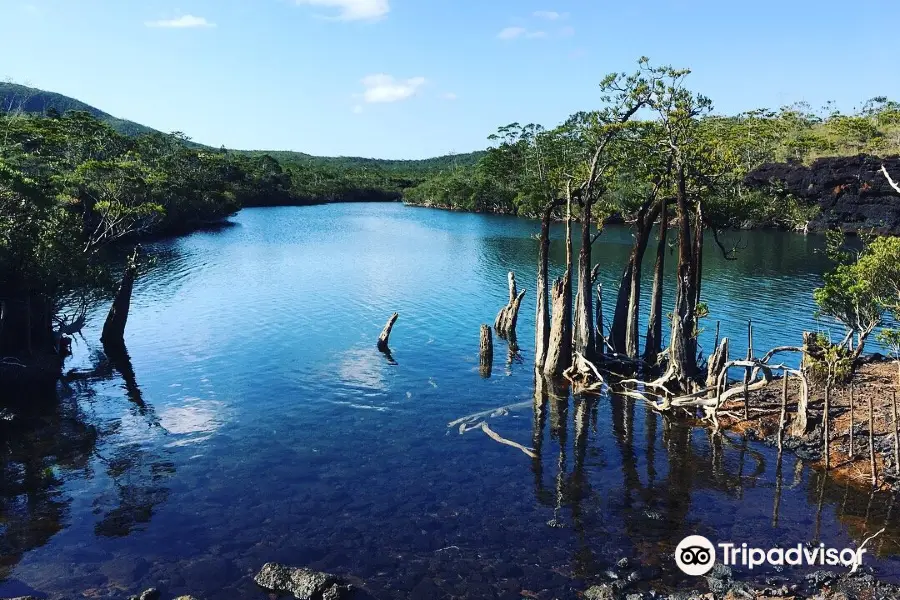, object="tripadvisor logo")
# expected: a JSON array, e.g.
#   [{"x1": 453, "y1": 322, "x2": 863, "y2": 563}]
[{"x1": 674, "y1": 536, "x2": 869, "y2": 576}]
